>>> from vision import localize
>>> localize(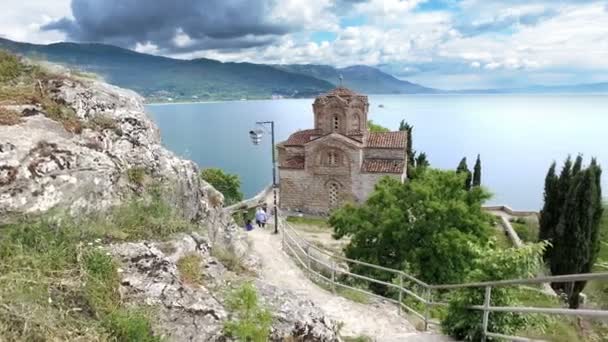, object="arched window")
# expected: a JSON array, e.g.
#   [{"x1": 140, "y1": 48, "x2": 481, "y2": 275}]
[
  {"x1": 332, "y1": 115, "x2": 340, "y2": 132},
  {"x1": 351, "y1": 113, "x2": 361, "y2": 132},
  {"x1": 328, "y1": 182, "x2": 339, "y2": 208},
  {"x1": 328, "y1": 151, "x2": 337, "y2": 166}
]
